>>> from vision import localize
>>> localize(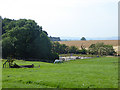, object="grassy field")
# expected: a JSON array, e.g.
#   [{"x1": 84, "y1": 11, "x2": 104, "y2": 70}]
[{"x1": 2, "y1": 57, "x2": 118, "y2": 88}]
